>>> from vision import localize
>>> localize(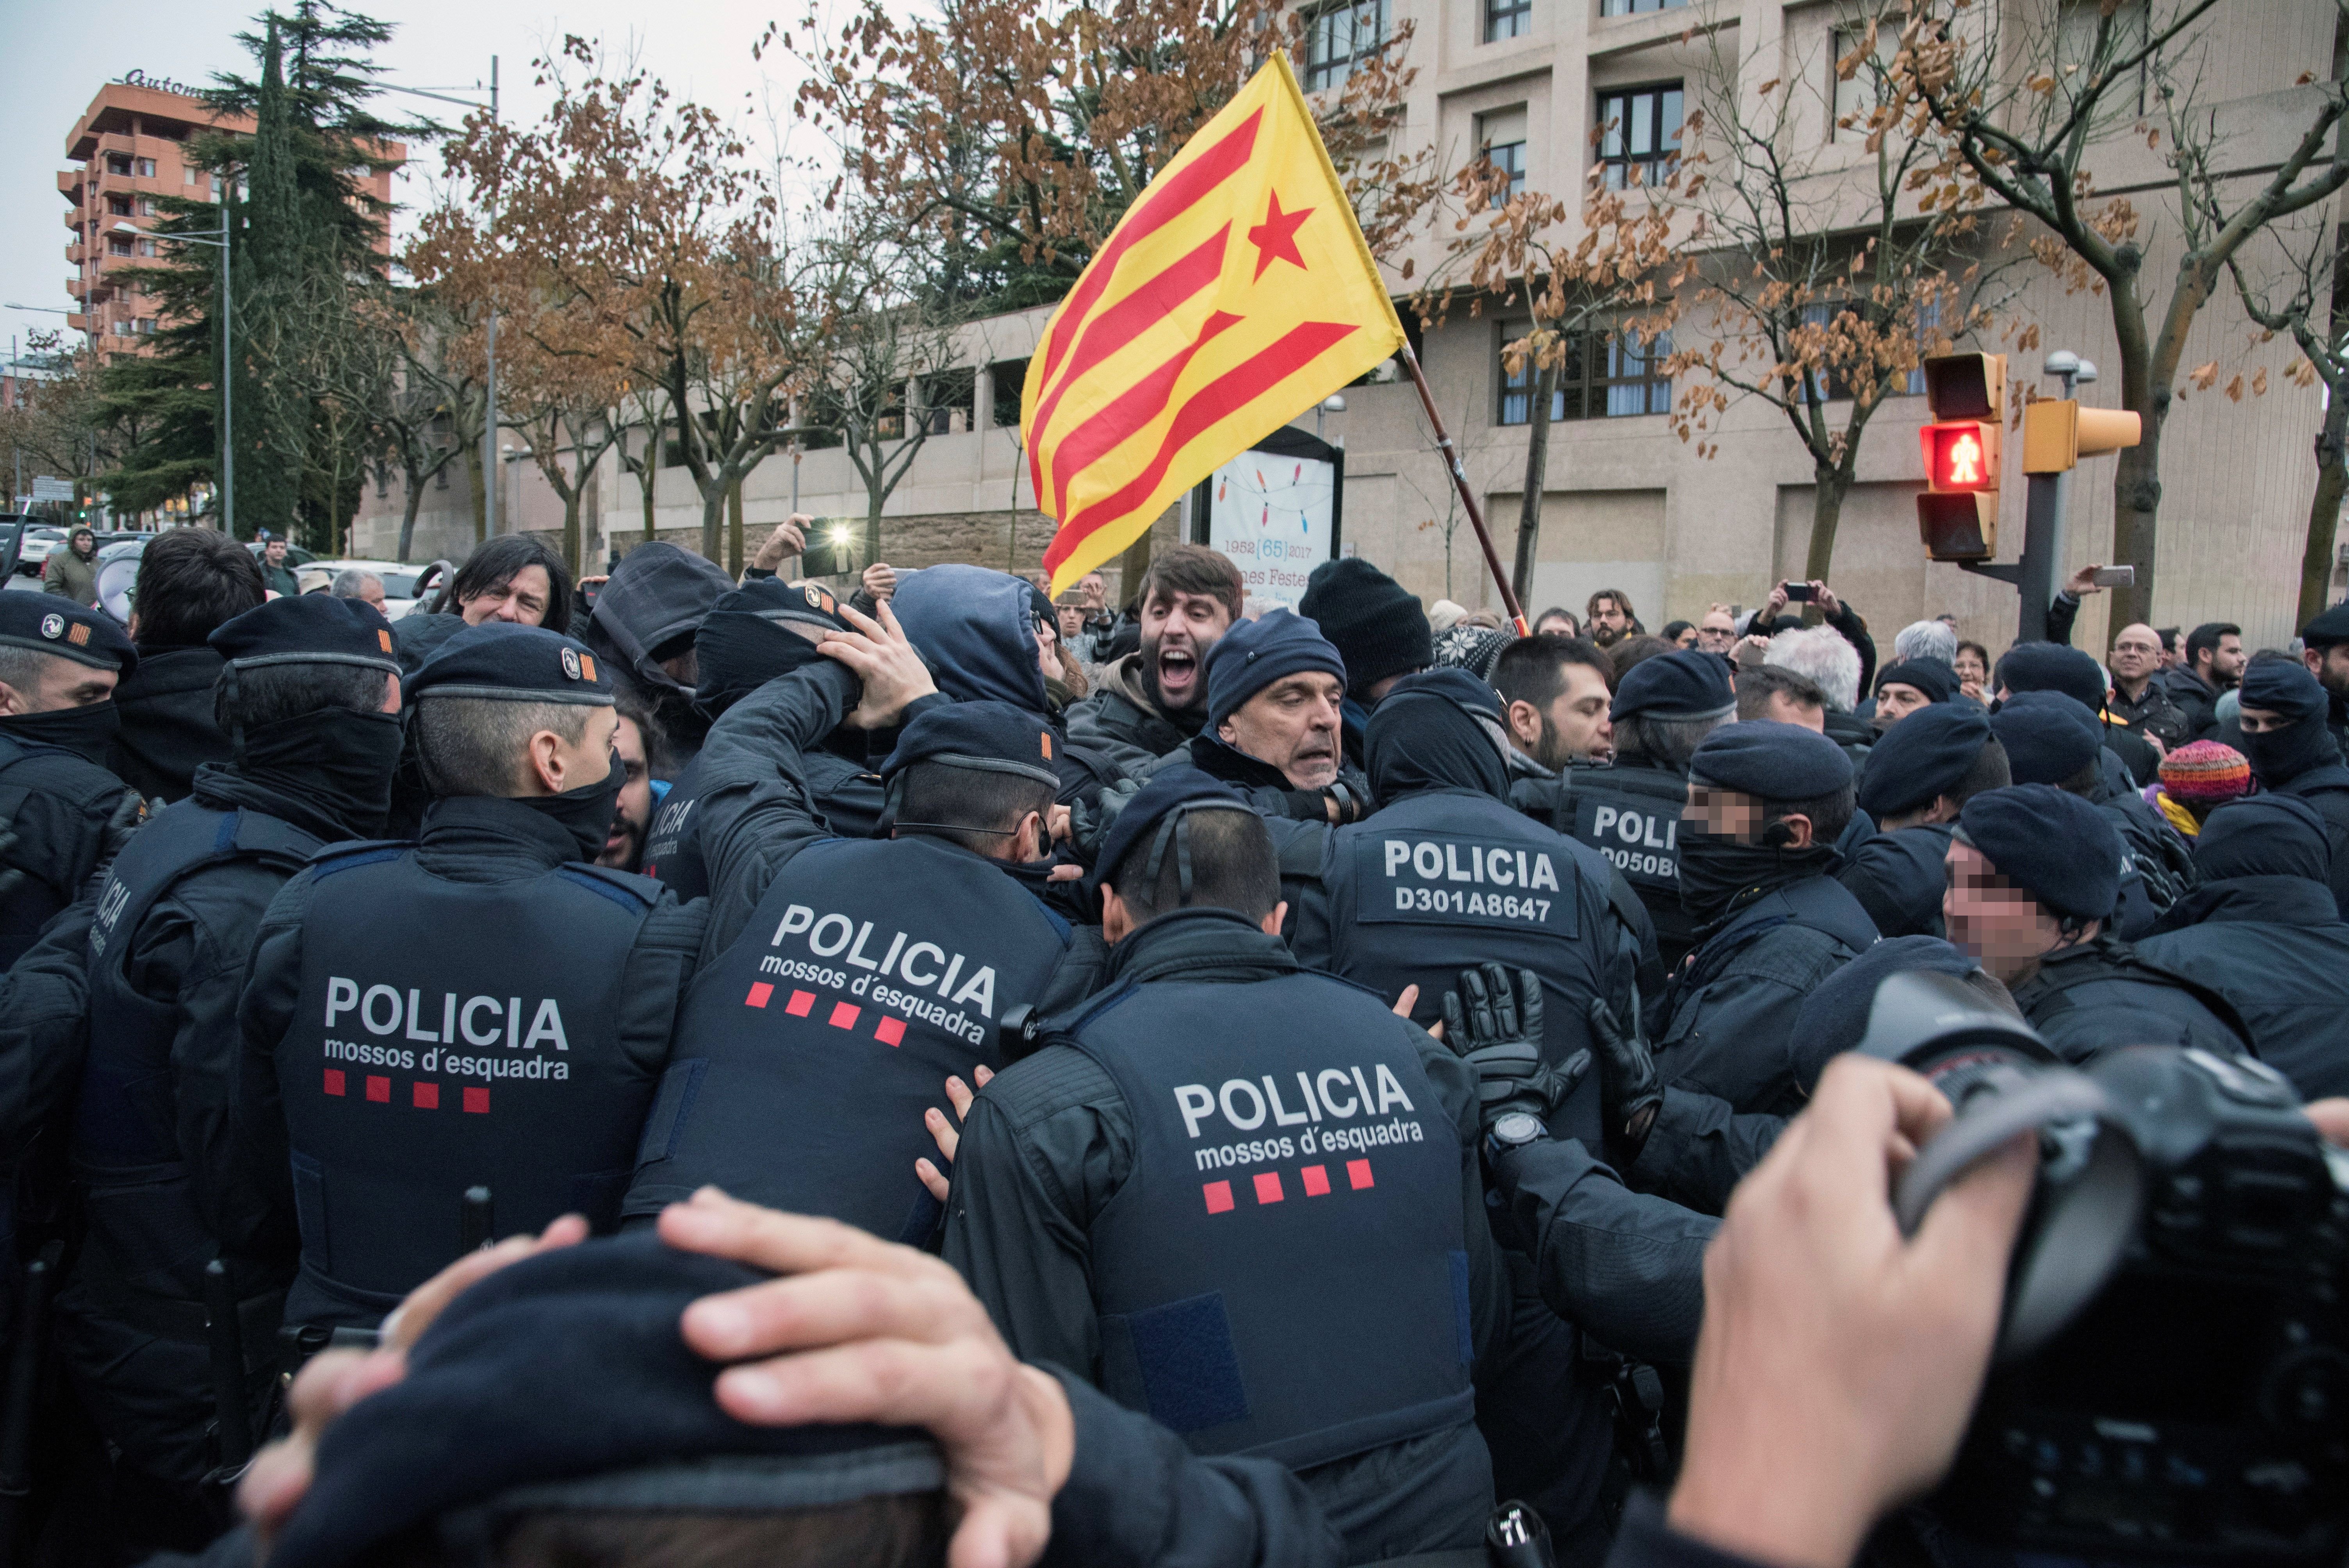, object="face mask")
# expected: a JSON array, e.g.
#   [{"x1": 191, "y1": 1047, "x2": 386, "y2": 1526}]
[
  {"x1": 516, "y1": 751, "x2": 625, "y2": 862},
  {"x1": 2241, "y1": 716, "x2": 2338, "y2": 787},
  {"x1": 1677, "y1": 829, "x2": 1839, "y2": 923},
  {"x1": 237, "y1": 707, "x2": 404, "y2": 836},
  {"x1": 2, "y1": 701, "x2": 120, "y2": 766}
]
